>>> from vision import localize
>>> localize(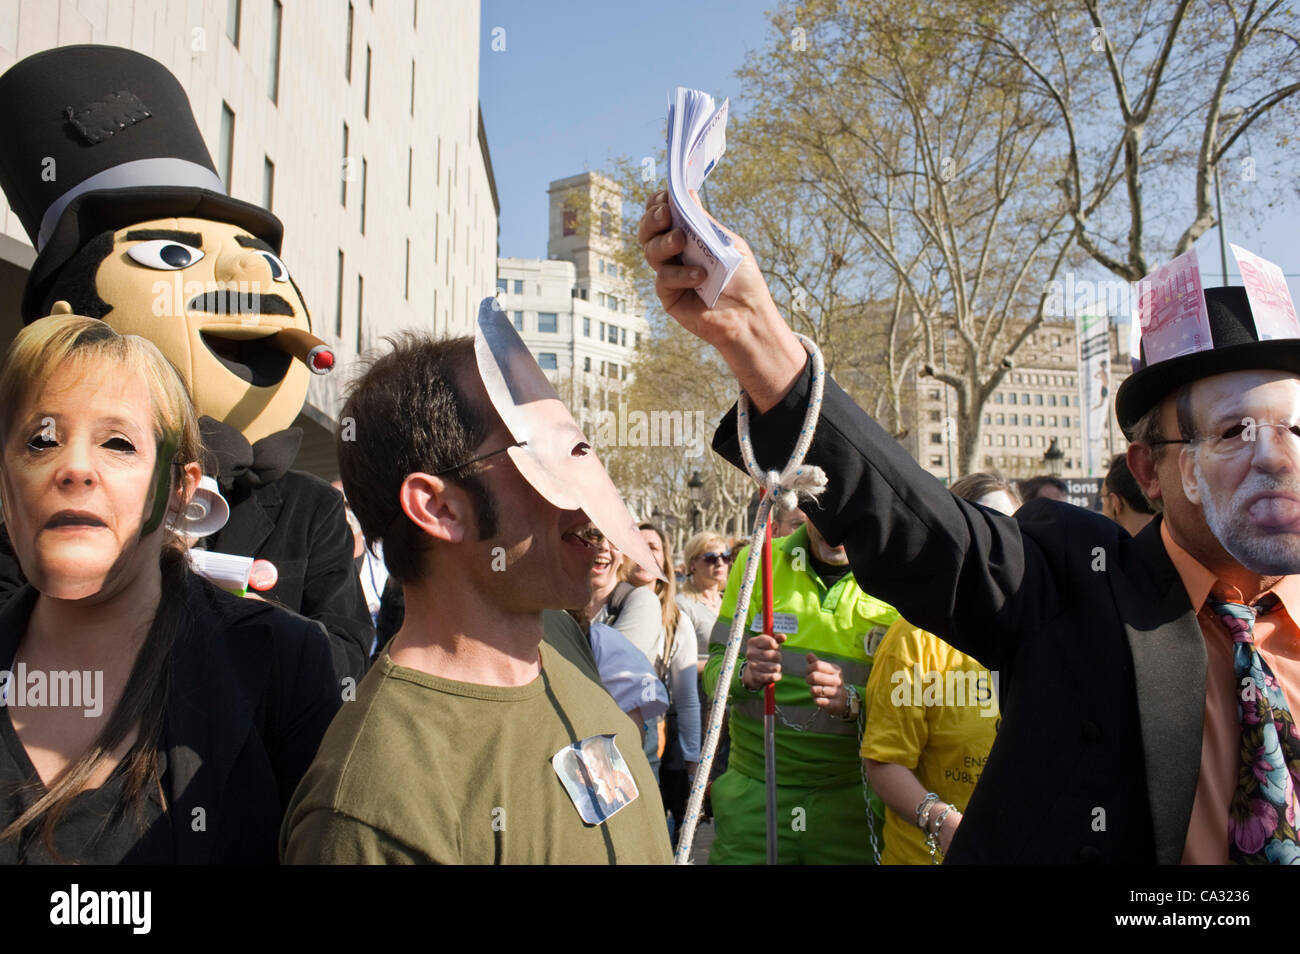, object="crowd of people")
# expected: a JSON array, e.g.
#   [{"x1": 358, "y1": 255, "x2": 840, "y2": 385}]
[{"x1": 0, "y1": 43, "x2": 1295, "y2": 869}]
